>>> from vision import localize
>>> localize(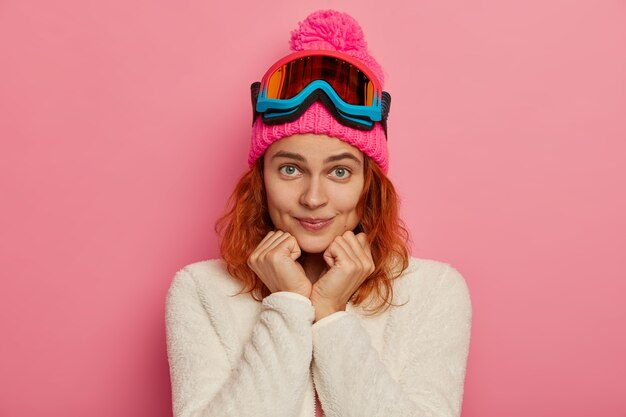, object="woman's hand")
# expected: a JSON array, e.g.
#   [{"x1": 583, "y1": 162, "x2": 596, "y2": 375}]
[
  {"x1": 247, "y1": 231, "x2": 312, "y2": 298},
  {"x1": 310, "y1": 231, "x2": 375, "y2": 322}
]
